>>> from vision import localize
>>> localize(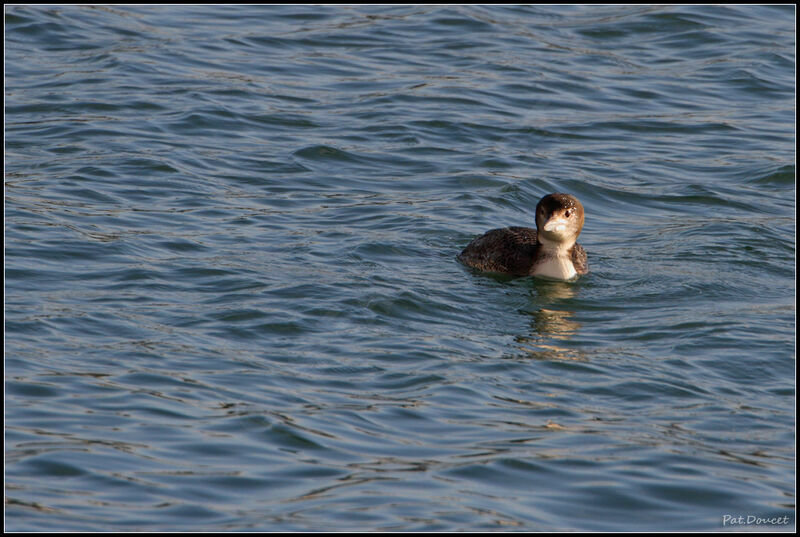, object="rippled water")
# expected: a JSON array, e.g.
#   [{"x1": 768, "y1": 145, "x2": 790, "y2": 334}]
[{"x1": 5, "y1": 4, "x2": 795, "y2": 532}]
